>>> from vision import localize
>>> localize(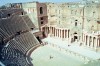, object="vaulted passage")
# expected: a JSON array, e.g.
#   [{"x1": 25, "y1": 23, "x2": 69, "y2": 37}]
[{"x1": 36, "y1": 36, "x2": 42, "y2": 43}]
